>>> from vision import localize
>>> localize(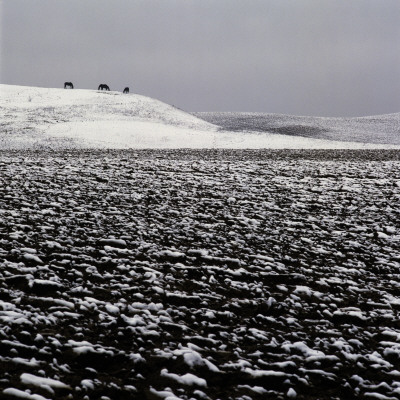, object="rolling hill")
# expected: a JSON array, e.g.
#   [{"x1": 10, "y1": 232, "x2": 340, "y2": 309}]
[{"x1": 195, "y1": 111, "x2": 400, "y2": 145}]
